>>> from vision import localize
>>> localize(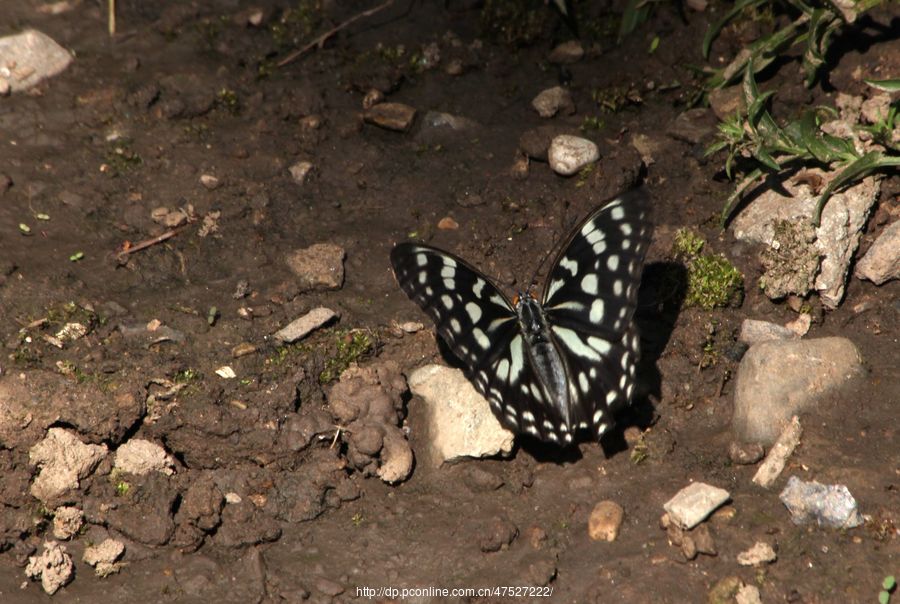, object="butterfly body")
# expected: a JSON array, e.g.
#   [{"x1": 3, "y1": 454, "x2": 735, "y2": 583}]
[{"x1": 391, "y1": 190, "x2": 653, "y2": 445}]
